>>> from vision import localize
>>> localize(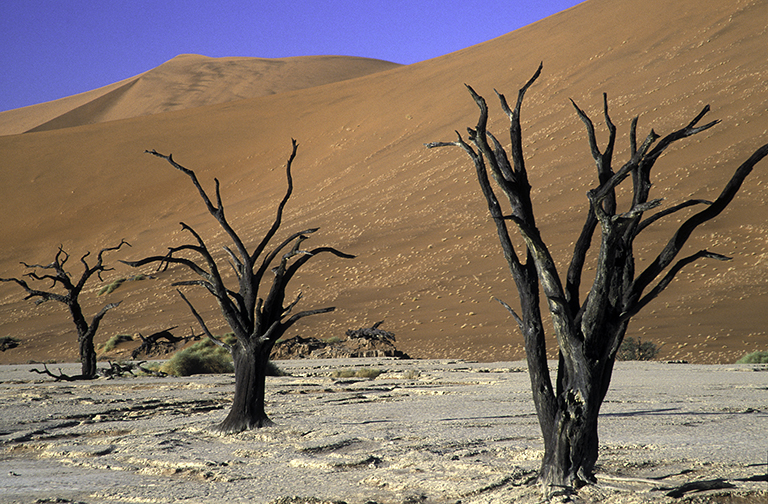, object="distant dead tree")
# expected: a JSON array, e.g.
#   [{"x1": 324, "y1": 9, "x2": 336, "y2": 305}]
[
  {"x1": 0, "y1": 241, "x2": 130, "y2": 380},
  {"x1": 124, "y1": 140, "x2": 354, "y2": 433},
  {"x1": 131, "y1": 326, "x2": 200, "y2": 359},
  {"x1": 427, "y1": 63, "x2": 768, "y2": 492}
]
